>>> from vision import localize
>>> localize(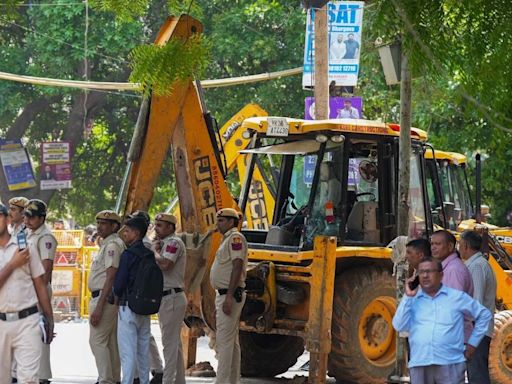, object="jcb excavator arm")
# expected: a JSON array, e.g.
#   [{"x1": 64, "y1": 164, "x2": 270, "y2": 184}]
[{"x1": 123, "y1": 15, "x2": 238, "y2": 339}]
